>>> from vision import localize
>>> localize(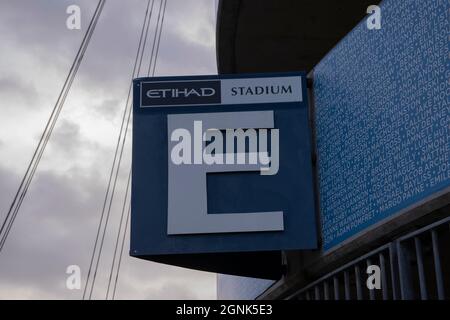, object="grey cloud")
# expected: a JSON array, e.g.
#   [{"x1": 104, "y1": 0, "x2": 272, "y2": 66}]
[
  {"x1": 75, "y1": 0, "x2": 217, "y2": 92},
  {"x1": 92, "y1": 98, "x2": 122, "y2": 121},
  {"x1": 0, "y1": 0, "x2": 93, "y2": 57},
  {"x1": 50, "y1": 118, "x2": 104, "y2": 159},
  {"x1": 50, "y1": 119, "x2": 83, "y2": 155},
  {"x1": 0, "y1": 0, "x2": 217, "y2": 117},
  {"x1": 155, "y1": 24, "x2": 217, "y2": 76},
  {"x1": 0, "y1": 165, "x2": 18, "y2": 220},
  {"x1": 0, "y1": 76, "x2": 40, "y2": 108},
  {"x1": 0, "y1": 166, "x2": 104, "y2": 278},
  {"x1": 145, "y1": 283, "x2": 199, "y2": 300},
  {"x1": 0, "y1": 159, "x2": 215, "y2": 299},
  {"x1": 0, "y1": 0, "x2": 217, "y2": 300},
  {"x1": 0, "y1": 165, "x2": 123, "y2": 298}
]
